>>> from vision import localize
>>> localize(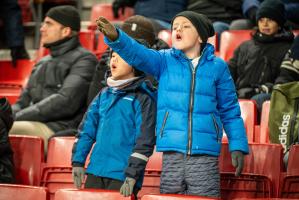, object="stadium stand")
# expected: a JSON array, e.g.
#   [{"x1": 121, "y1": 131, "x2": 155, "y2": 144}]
[
  {"x1": 141, "y1": 194, "x2": 219, "y2": 200},
  {"x1": 219, "y1": 143, "x2": 283, "y2": 199}
]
